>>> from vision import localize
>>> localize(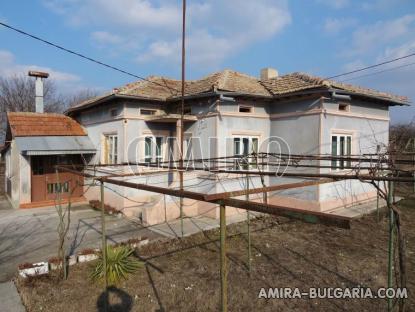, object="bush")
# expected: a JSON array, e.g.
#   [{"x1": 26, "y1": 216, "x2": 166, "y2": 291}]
[{"x1": 91, "y1": 245, "x2": 143, "y2": 285}]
